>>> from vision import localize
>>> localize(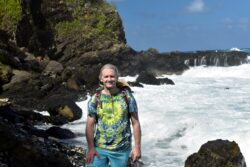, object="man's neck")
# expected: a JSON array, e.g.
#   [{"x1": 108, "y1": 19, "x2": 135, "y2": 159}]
[{"x1": 102, "y1": 87, "x2": 119, "y2": 95}]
